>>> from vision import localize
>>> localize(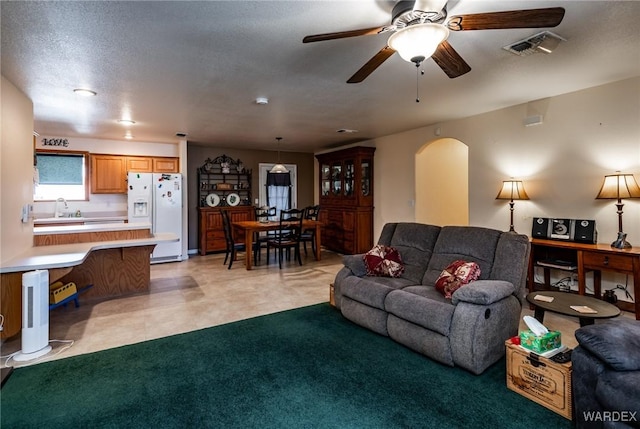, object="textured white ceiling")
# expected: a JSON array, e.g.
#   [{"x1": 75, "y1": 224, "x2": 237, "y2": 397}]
[{"x1": 2, "y1": 1, "x2": 639, "y2": 153}]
